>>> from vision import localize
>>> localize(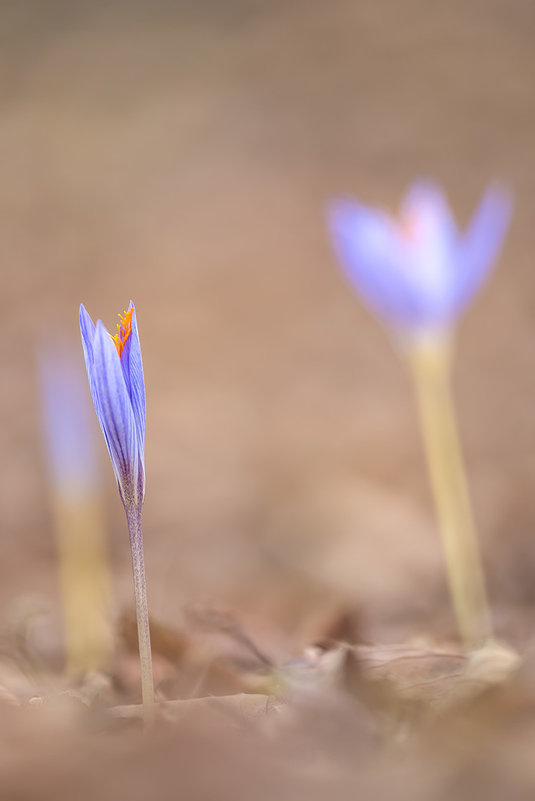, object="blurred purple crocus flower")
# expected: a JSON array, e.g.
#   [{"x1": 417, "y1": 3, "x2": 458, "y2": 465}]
[
  {"x1": 79, "y1": 302, "x2": 145, "y2": 510},
  {"x1": 39, "y1": 344, "x2": 99, "y2": 496},
  {"x1": 328, "y1": 182, "x2": 512, "y2": 337}
]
